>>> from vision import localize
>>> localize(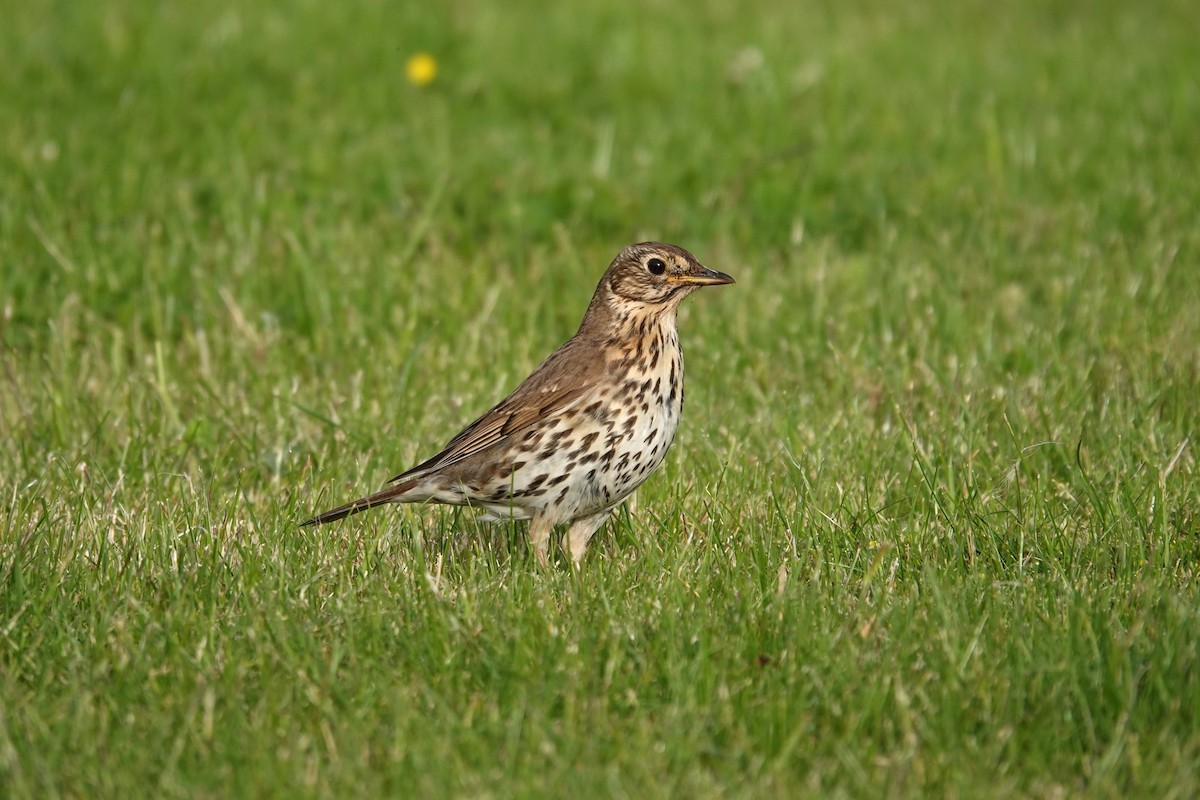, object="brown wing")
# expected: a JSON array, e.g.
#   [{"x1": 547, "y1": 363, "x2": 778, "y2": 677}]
[{"x1": 388, "y1": 335, "x2": 604, "y2": 484}]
